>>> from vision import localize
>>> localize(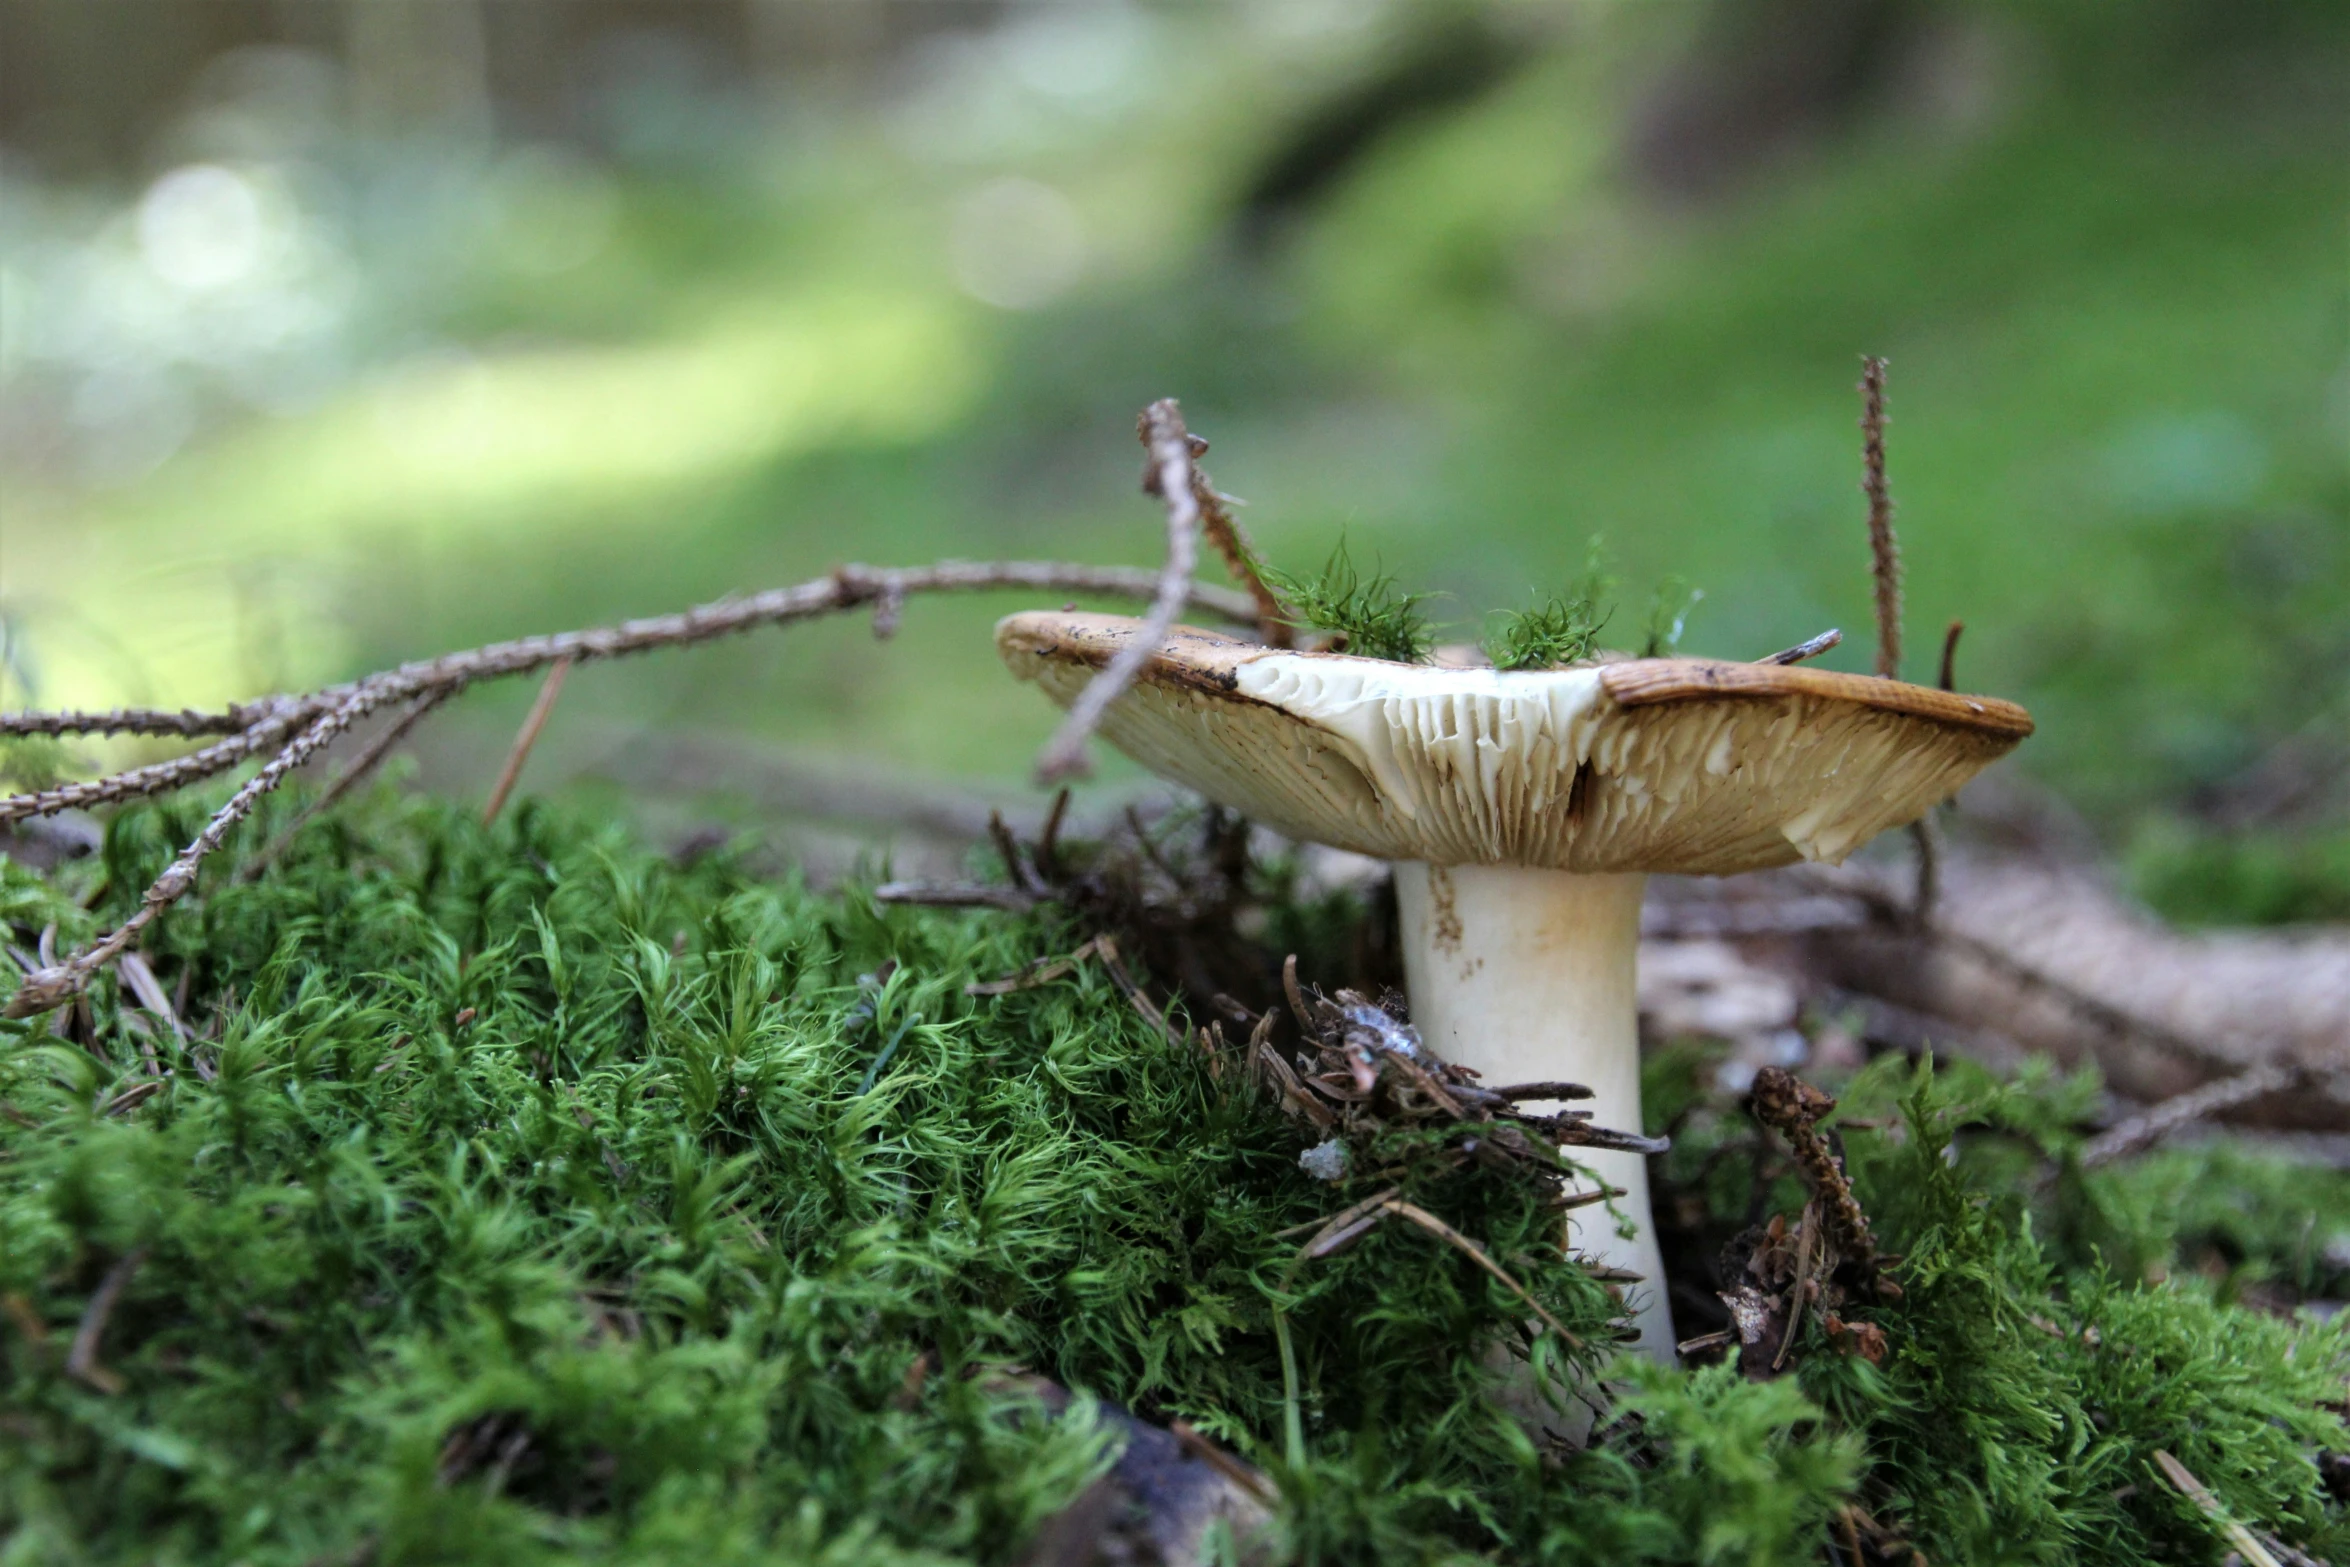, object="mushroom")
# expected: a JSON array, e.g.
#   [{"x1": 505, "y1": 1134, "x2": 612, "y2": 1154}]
[{"x1": 995, "y1": 611, "x2": 2032, "y2": 1360}]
